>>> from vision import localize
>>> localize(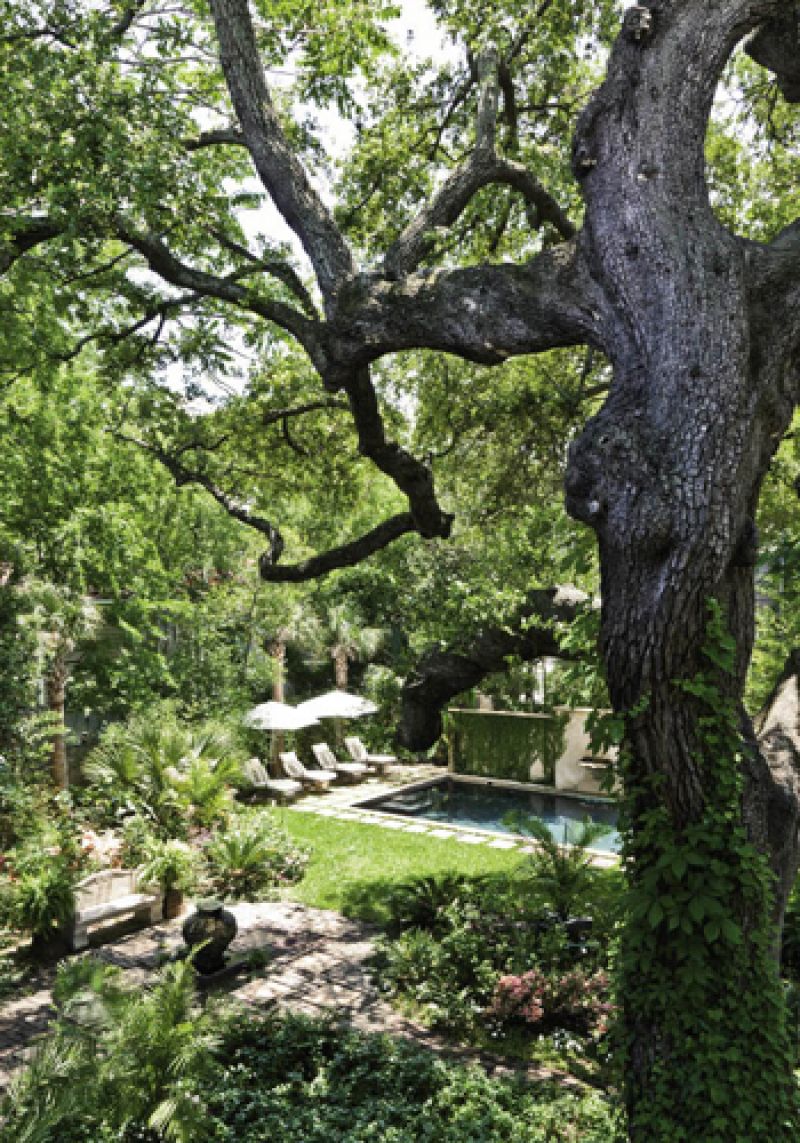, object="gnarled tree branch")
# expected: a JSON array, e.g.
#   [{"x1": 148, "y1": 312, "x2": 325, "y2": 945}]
[
  {"x1": 259, "y1": 513, "x2": 418, "y2": 582},
  {"x1": 185, "y1": 126, "x2": 247, "y2": 151},
  {"x1": 207, "y1": 227, "x2": 319, "y2": 317},
  {"x1": 340, "y1": 366, "x2": 453, "y2": 540},
  {"x1": 113, "y1": 431, "x2": 285, "y2": 563},
  {"x1": 383, "y1": 50, "x2": 575, "y2": 279},
  {"x1": 0, "y1": 216, "x2": 63, "y2": 275},
  {"x1": 399, "y1": 585, "x2": 588, "y2": 750},
  {"x1": 115, "y1": 219, "x2": 325, "y2": 361},
  {"x1": 208, "y1": 0, "x2": 355, "y2": 307},
  {"x1": 335, "y1": 241, "x2": 604, "y2": 369},
  {"x1": 746, "y1": 6, "x2": 800, "y2": 103}
]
